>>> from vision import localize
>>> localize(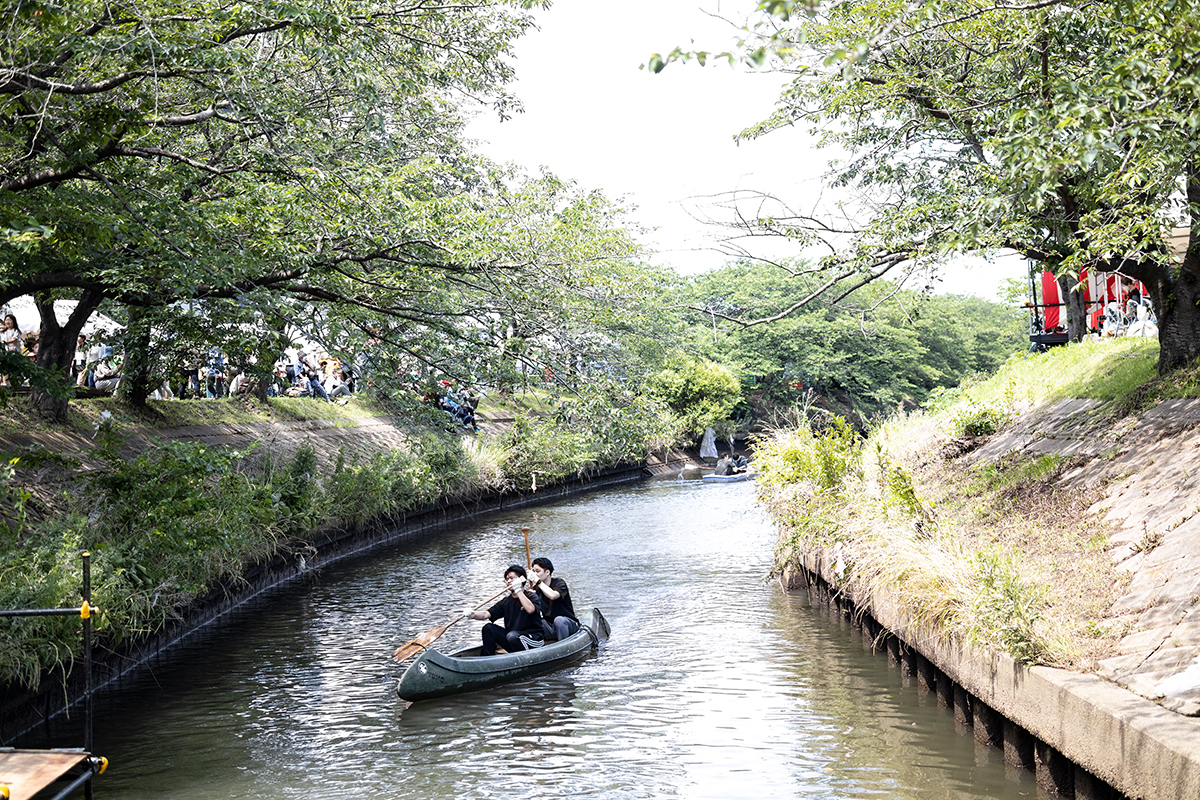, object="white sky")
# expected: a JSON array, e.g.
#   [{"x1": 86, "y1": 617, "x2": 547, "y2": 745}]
[{"x1": 466, "y1": 0, "x2": 1026, "y2": 301}]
